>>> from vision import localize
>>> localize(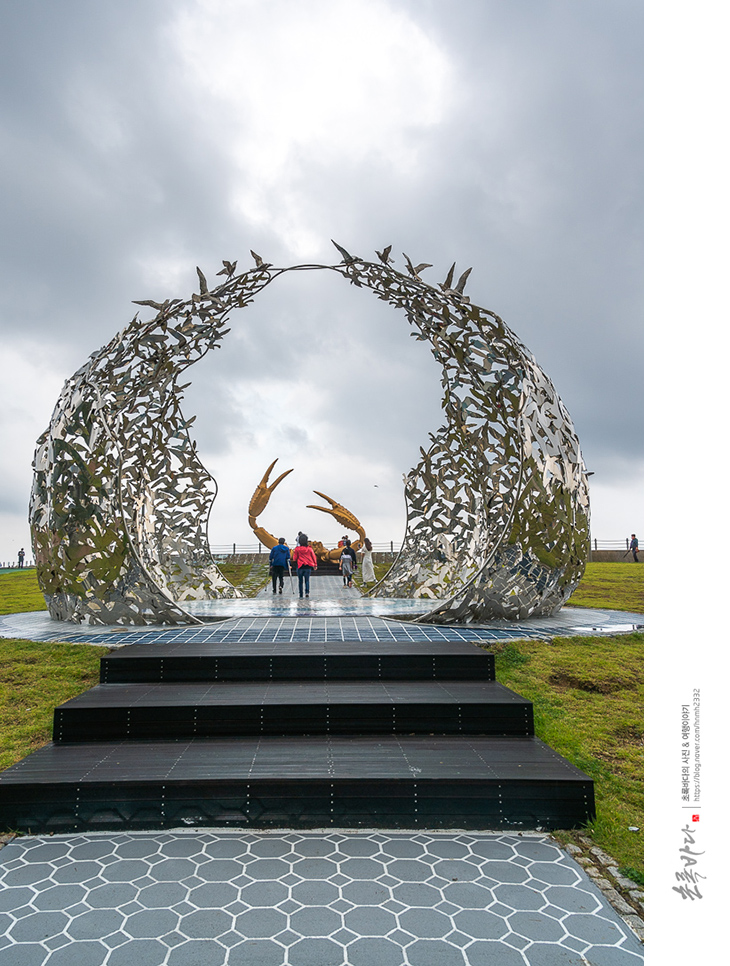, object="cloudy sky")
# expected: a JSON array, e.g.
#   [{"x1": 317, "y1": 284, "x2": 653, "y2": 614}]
[{"x1": 0, "y1": 0, "x2": 642, "y2": 561}]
